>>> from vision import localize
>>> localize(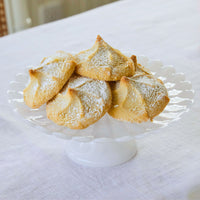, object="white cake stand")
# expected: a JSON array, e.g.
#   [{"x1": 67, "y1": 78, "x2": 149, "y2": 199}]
[{"x1": 7, "y1": 55, "x2": 194, "y2": 167}]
